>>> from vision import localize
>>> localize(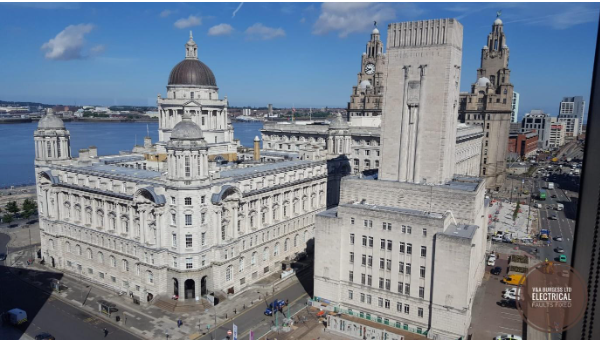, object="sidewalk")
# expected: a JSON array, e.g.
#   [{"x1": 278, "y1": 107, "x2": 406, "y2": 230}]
[{"x1": 14, "y1": 259, "x2": 306, "y2": 340}]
